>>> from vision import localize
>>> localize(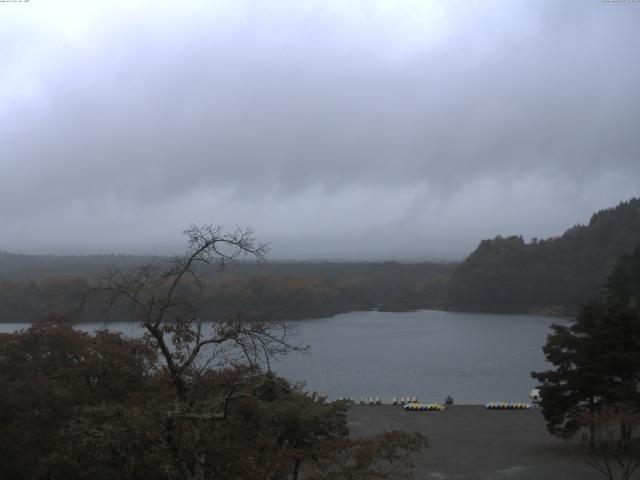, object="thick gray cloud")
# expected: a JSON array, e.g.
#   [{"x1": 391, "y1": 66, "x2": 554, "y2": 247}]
[{"x1": 1, "y1": 0, "x2": 639, "y2": 259}]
